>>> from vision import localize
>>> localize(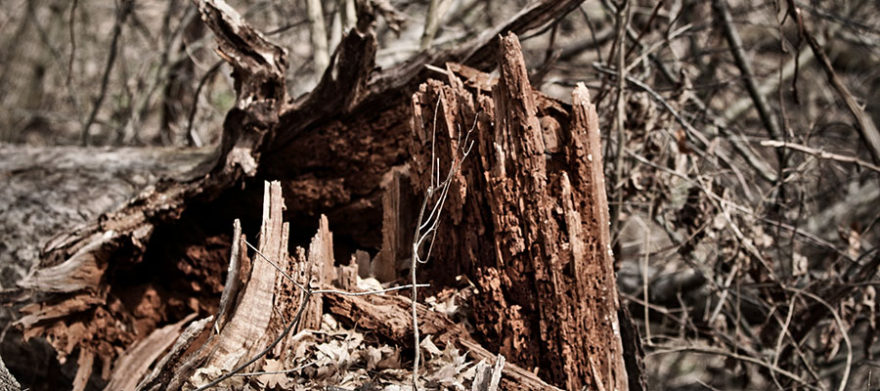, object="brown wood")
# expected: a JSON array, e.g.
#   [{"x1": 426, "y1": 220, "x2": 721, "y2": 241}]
[
  {"x1": 103, "y1": 314, "x2": 196, "y2": 391},
  {"x1": 409, "y1": 33, "x2": 628, "y2": 391},
  {"x1": 373, "y1": 167, "x2": 414, "y2": 282},
  {"x1": 4, "y1": 1, "x2": 634, "y2": 390},
  {"x1": 324, "y1": 292, "x2": 562, "y2": 391},
  {"x1": 10, "y1": 0, "x2": 290, "y2": 373},
  {"x1": 132, "y1": 181, "x2": 332, "y2": 390}
]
